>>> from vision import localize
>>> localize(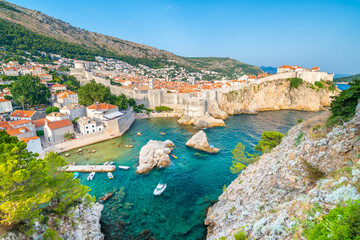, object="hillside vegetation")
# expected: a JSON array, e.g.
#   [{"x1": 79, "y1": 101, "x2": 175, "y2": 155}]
[
  {"x1": 0, "y1": 0, "x2": 262, "y2": 76},
  {"x1": 334, "y1": 74, "x2": 360, "y2": 83}
]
